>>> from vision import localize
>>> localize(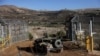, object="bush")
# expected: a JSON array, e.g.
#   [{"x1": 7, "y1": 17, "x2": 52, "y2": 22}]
[
  {"x1": 28, "y1": 33, "x2": 33, "y2": 40},
  {"x1": 56, "y1": 31, "x2": 66, "y2": 38},
  {"x1": 43, "y1": 33, "x2": 48, "y2": 38},
  {"x1": 49, "y1": 34, "x2": 57, "y2": 37}
]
